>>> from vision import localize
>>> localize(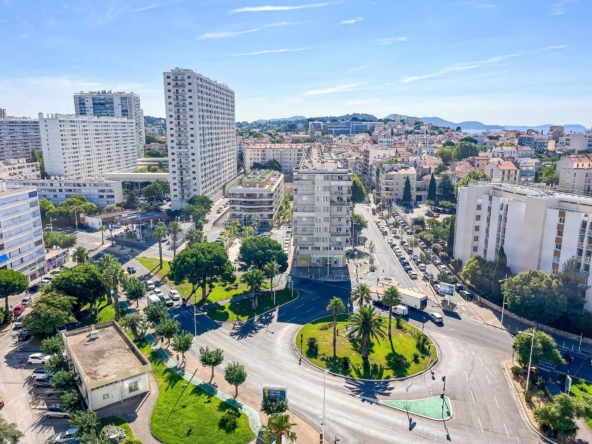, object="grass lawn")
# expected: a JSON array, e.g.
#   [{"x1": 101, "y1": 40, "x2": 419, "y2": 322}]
[
  {"x1": 206, "y1": 288, "x2": 298, "y2": 322},
  {"x1": 296, "y1": 315, "x2": 435, "y2": 380},
  {"x1": 138, "y1": 257, "x2": 269, "y2": 306},
  {"x1": 98, "y1": 416, "x2": 134, "y2": 438},
  {"x1": 129, "y1": 335, "x2": 255, "y2": 444},
  {"x1": 80, "y1": 296, "x2": 115, "y2": 325},
  {"x1": 558, "y1": 375, "x2": 592, "y2": 430}
]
